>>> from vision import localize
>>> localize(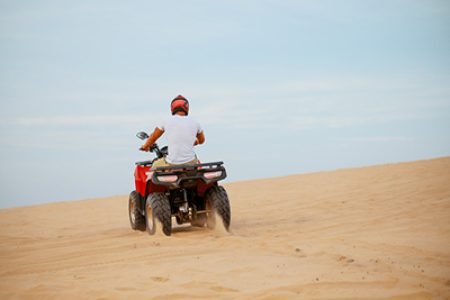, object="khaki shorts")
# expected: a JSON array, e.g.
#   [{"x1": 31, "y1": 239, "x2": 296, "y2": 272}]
[{"x1": 151, "y1": 157, "x2": 199, "y2": 170}]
